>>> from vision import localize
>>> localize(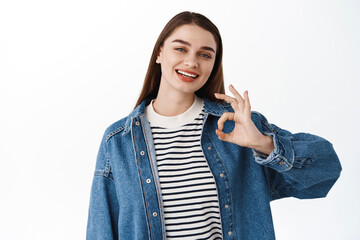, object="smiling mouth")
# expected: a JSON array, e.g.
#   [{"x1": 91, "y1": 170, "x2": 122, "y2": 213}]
[{"x1": 176, "y1": 70, "x2": 199, "y2": 79}]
